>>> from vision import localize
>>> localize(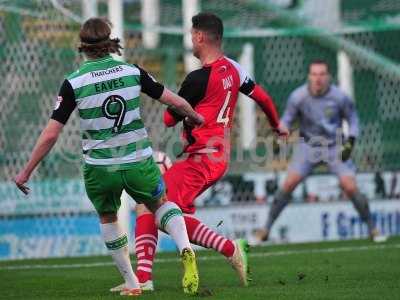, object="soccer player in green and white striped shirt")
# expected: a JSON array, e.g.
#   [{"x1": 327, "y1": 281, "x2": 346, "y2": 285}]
[{"x1": 14, "y1": 18, "x2": 203, "y2": 297}]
